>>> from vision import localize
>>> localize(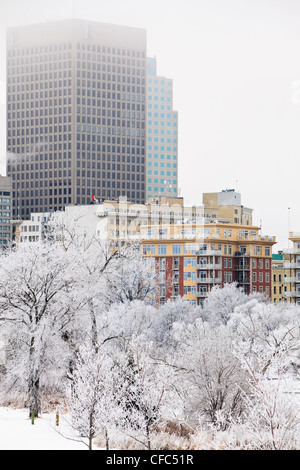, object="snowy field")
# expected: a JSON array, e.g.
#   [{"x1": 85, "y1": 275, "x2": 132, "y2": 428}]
[{"x1": 0, "y1": 407, "x2": 90, "y2": 450}]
